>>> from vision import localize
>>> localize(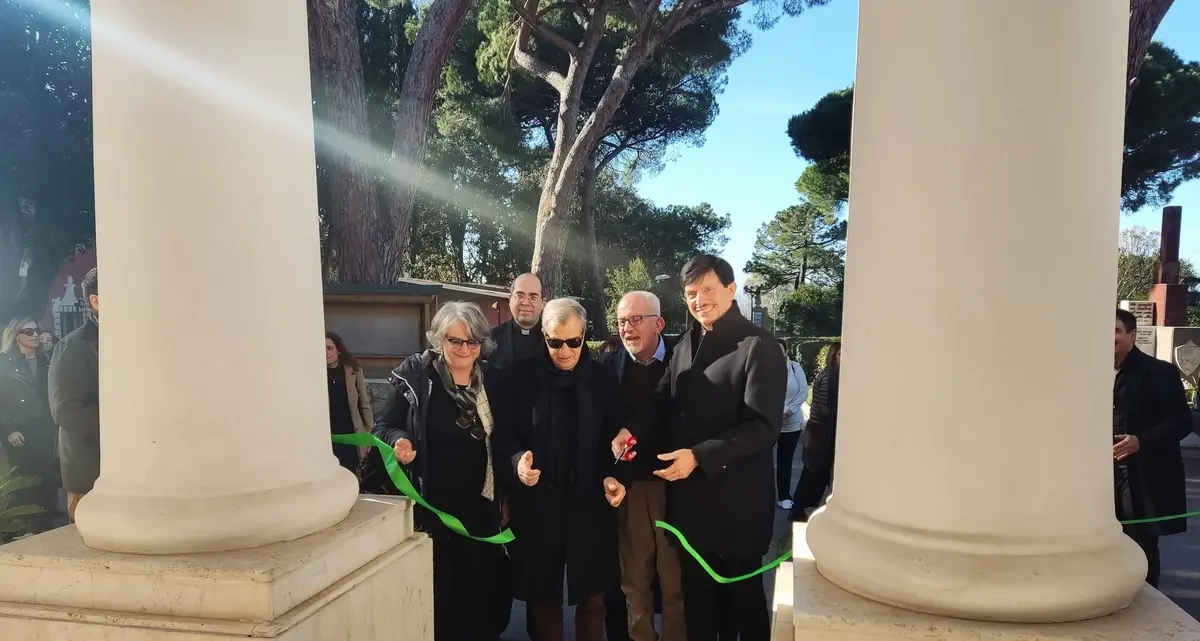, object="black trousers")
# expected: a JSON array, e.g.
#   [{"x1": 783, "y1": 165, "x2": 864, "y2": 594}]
[
  {"x1": 1128, "y1": 532, "x2": 1161, "y2": 588},
  {"x1": 604, "y1": 585, "x2": 631, "y2": 641},
  {"x1": 788, "y1": 465, "x2": 831, "y2": 522},
  {"x1": 679, "y1": 549, "x2": 769, "y2": 641},
  {"x1": 775, "y1": 431, "x2": 802, "y2": 501}
]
